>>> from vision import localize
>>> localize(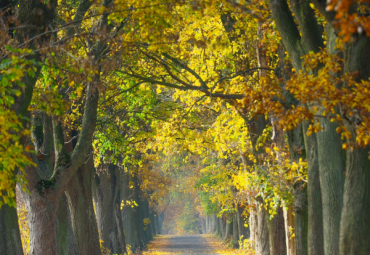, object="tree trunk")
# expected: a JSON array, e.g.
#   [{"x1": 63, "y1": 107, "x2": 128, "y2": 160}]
[
  {"x1": 120, "y1": 168, "x2": 138, "y2": 252},
  {"x1": 27, "y1": 195, "x2": 58, "y2": 255},
  {"x1": 93, "y1": 164, "x2": 125, "y2": 253},
  {"x1": 224, "y1": 217, "x2": 233, "y2": 242},
  {"x1": 0, "y1": 203, "x2": 24, "y2": 255},
  {"x1": 211, "y1": 214, "x2": 218, "y2": 234},
  {"x1": 256, "y1": 200, "x2": 270, "y2": 255},
  {"x1": 56, "y1": 194, "x2": 78, "y2": 255},
  {"x1": 149, "y1": 212, "x2": 156, "y2": 236},
  {"x1": 65, "y1": 158, "x2": 101, "y2": 255},
  {"x1": 302, "y1": 122, "x2": 324, "y2": 255},
  {"x1": 201, "y1": 217, "x2": 206, "y2": 234},
  {"x1": 236, "y1": 203, "x2": 250, "y2": 240},
  {"x1": 134, "y1": 175, "x2": 147, "y2": 248},
  {"x1": 143, "y1": 199, "x2": 153, "y2": 242},
  {"x1": 221, "y1": 217, "x2": 227, "y2": 239},
  {"x1": 293, "y1": 184, "x2": 308, "y2": 255},
  {"x1": 153, "y1": 213, "x2": 160, "y2": 235},
  {"x1": 339, "y1": 35, "x2": 370, "y2": 255},
  {"x1": 283, "y1": 204, "x2": 296, "y2": 255},
  {"x1": 314, "y1": 119, "x2": 345, "y2": 255},
  {"x1": 267, "y1": 207, "x2": 286, "y2": 255},
  {"x1": 287, "y1": 126, "x2": 308, "y2": 255},
  {"x1": 113, "y1": 203, "x2": 127, "y2": 254},
  {"x1": 340, "y1": 145, "x2": 370, "y2": 255},
  {"x1": 232, "y1": 214, "x2": 239, "y2": 248},
  {"x1": 216, "y1": 215, "x2": 222, "y2": 236},
  {"x1": 158, "y1": 212, "x2": 164, "y2": 234},
  {"x1": 2, "y1": 0, "x2": 57, "y2": 252},
  {"x1": 249, "y1": 207, "x2": 258, "y2": 249}
]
